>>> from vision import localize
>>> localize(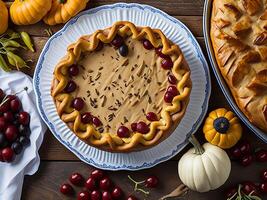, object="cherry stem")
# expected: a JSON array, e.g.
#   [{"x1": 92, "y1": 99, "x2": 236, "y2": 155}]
[
  {"x1": 188, "y1": 135, "x2": 205, "y2": 155},
  {"x1": 0, "y1": 87, "x2": 28, "y2": 107},
  {"x1": 127, "y1": 175, "x2": 149, "y2": 195},
  {"x1": 227, "y1": 185, "x2": 262, "y2": 200}
]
